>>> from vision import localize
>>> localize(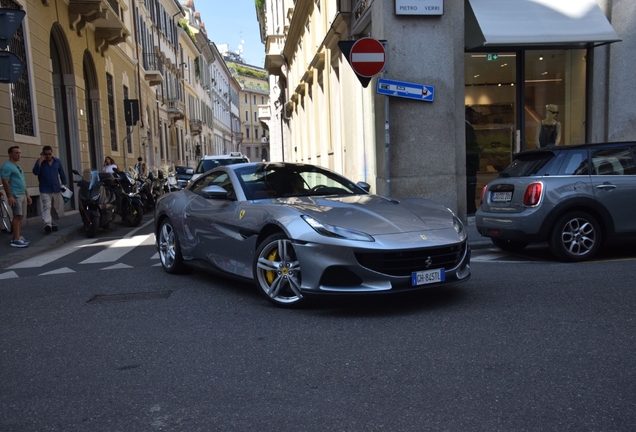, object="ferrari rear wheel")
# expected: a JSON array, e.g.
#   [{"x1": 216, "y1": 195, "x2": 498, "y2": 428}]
[
  {"x1": 254, "y1": 233, "x2": 304, "y2": 307},
  {"x1": 158, "y1": 219, "x2": 184, "y2": 274}
]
